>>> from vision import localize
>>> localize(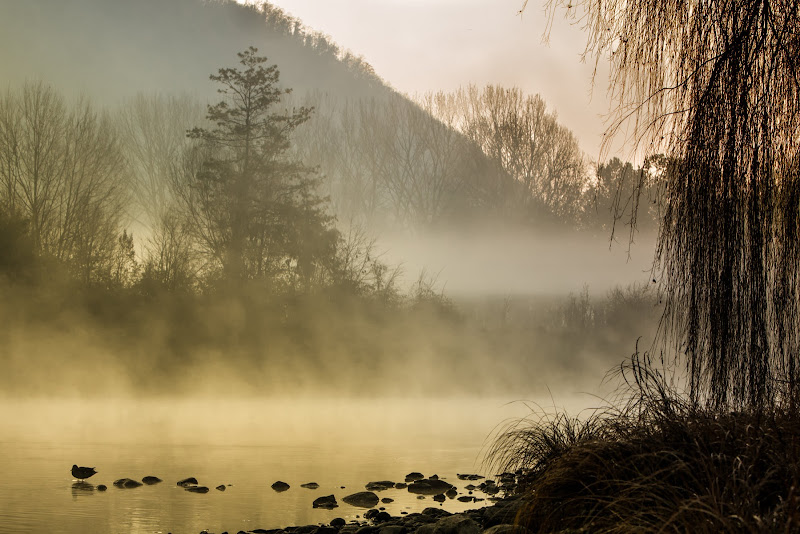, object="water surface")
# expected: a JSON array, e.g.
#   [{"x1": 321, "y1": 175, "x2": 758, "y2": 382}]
[{"x1": 0, "y1": 397, "x2": 588, "y2": 533}]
